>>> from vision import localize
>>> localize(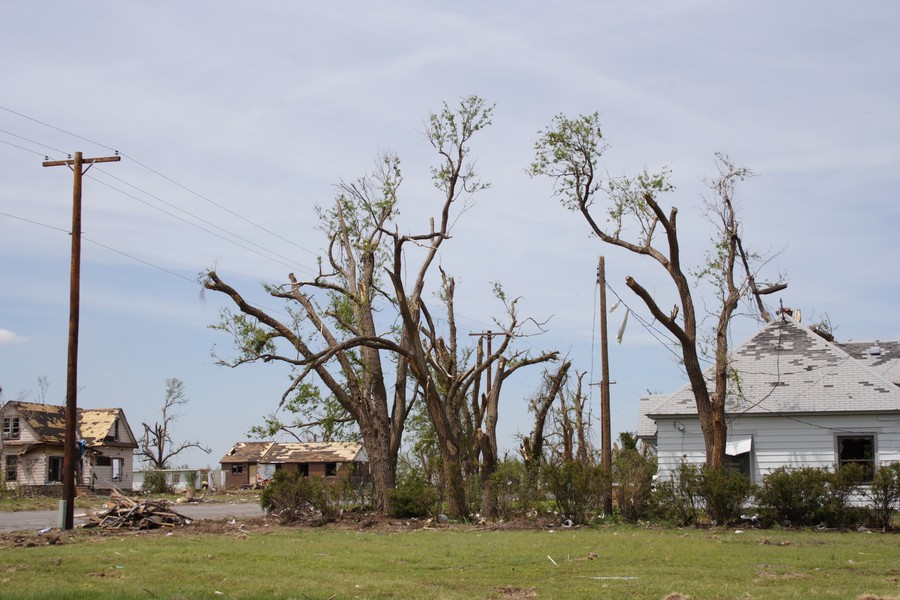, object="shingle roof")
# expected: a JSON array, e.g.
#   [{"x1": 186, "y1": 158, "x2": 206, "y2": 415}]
[
  {"x1": 262, "y1": 442, "x2": 363, "y2": 464},
  {"x1": 836, "y1": 339, "x2": 900, "y2": 386},
  {"x1": 219, "y1": 441, "x2": 276, "y2": 464},
  {"x1": 648, "y1": 319, "x2": 900, "y2": 418},
  {"x1": 1, "y1": 401, "x2": 133, "y2": 446},
  {"x1": 218, "y1": 441, "x2": 365, "y2": 464}
]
